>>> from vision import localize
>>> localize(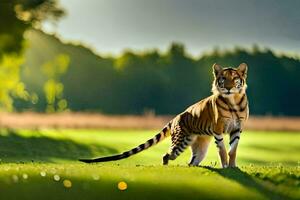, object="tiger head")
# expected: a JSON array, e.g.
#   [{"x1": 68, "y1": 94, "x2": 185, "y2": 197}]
[{"x1": 212, "y1": 63, "x2": 248, "y2": 96}]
